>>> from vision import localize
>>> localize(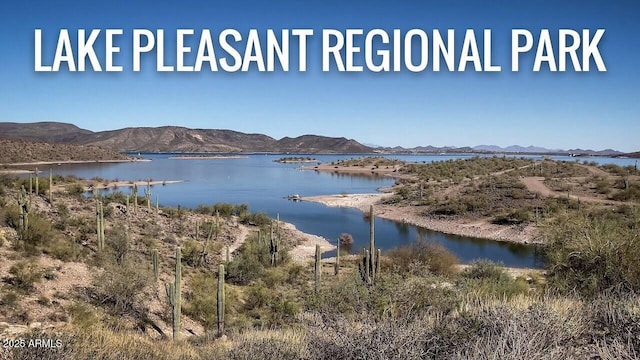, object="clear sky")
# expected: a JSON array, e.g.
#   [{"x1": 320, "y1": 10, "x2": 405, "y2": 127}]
[{"x1": 0, "y1": 0, "x2": 638, "y2": 152}]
